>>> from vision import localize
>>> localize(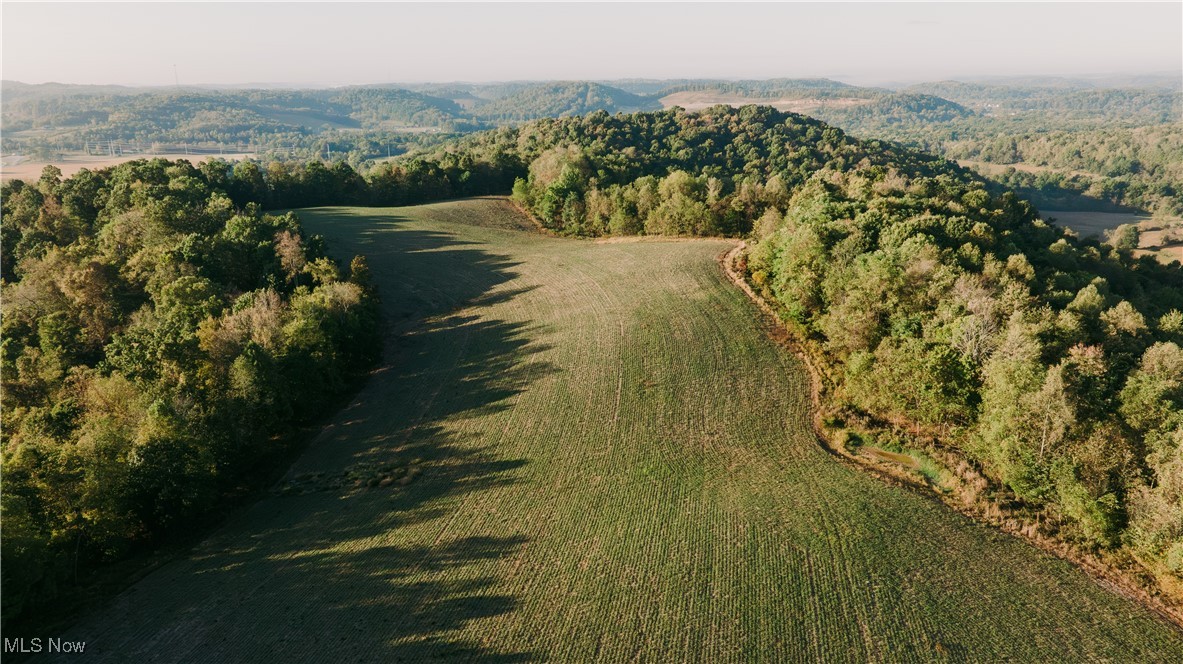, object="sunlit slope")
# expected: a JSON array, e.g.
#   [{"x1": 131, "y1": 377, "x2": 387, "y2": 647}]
[{"x1": 57, "y1": 198, "x2": 1182, "y2": 662}]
